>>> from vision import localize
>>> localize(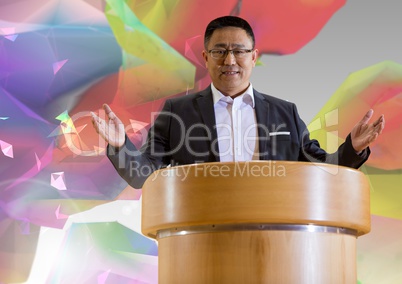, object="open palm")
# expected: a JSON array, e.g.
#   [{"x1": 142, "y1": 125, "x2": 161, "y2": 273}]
[
  {"x1": 351, "y1": 109, "x2": 385, "y2": 153},
  {"x1": 91, "y1": 104, "x2": 125, "y2": 148}
]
